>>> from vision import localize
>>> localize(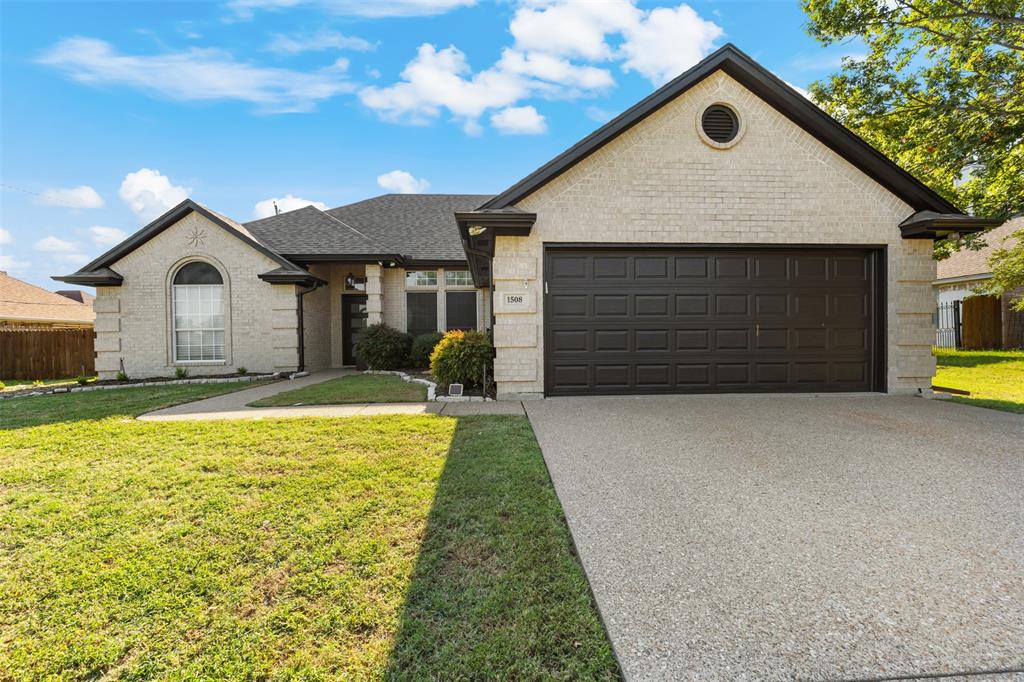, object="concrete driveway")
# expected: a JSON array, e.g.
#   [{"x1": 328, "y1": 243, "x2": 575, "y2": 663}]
[{"x1": 525, "y1": 395, "x2": 1024, "y2": 681}]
